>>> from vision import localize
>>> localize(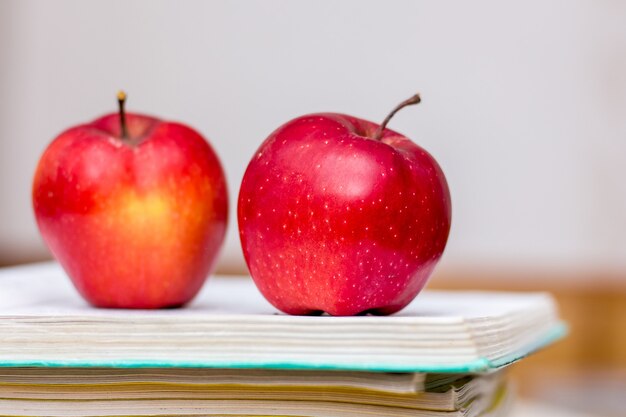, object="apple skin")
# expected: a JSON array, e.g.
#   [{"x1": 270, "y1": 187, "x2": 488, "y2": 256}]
[
  {"x1": 33, "y1": 113, "x2": 228, "y2": 308},
  {"x1": 238, "y1": 113, "x2": 451, "y2": 316}
]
